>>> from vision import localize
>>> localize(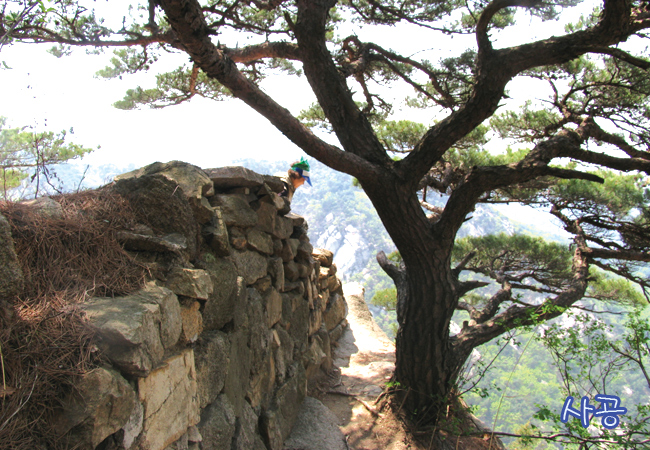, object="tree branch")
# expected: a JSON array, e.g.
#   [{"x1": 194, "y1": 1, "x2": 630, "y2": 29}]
[
  {"x1": 377, "y1": 251, "x2": 405, "y2": 283},
  {"x1": 226, "y1": 41, "x2": 301, "y2": 63},
  {"x1": 398, "y1": 1, "x2": 644, "y2": 189},
  {"x1": 158, "y1": 0, "x2": 375, "y2": 178},
  {"x1": 592, "y1": 46, "x2": 650, "y2": 70},
  {"x1": 452, "y1": 225, "x2": 591, "y2": 353},
  {"x1": 294, "y1": 0, "x2": 392, "y2": 170}
]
